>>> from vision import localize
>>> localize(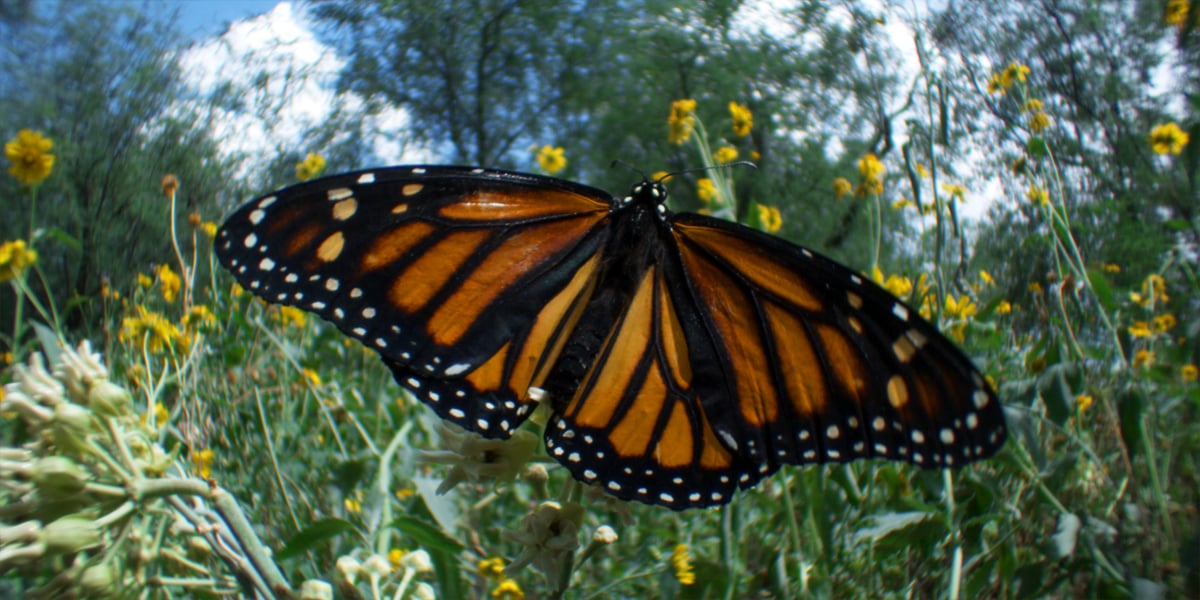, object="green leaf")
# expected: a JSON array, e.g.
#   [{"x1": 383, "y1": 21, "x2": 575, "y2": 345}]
[
  {"x1": 1118, "y1": 387, "x2": 1146, "y2": 461},
  {"x1": 1085, "y1": 268, "x2": 1117, "y2": 314},
  {"x1": 1026, "y1": 137, "x2": 1048, "y2": 157},
  {"x1": 1163, "y1": 218, "x2": 1190, "y2": 232},
  {"x1": 388, "y1": 515, "x2": 464, "y2": 555},
  {"x1": 33, "y1": 322, "x2": 63, "y2": 365},
  {"x1": 276, "y1": 518, "x2": 359, "y2": 560},
  {"x1": 1037, "y1": 362, "x2": 1079, "y2": 425}
]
